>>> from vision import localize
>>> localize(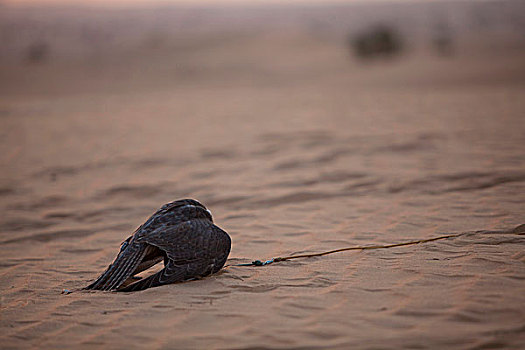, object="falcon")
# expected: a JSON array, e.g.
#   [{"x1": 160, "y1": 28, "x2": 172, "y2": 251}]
[{"x1": 84, "y1": 199, "x2": 231, "y2": 292}]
